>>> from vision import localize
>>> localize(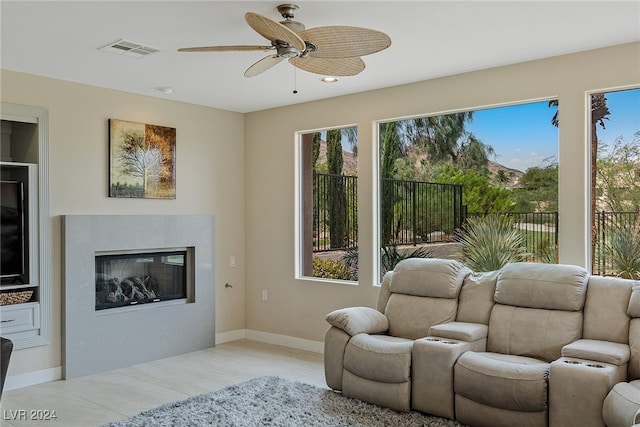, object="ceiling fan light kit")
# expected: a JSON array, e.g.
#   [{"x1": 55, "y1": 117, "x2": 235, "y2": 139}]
[{"x1": 178, "y1": 4, "x2": 391, "y2": 79}]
